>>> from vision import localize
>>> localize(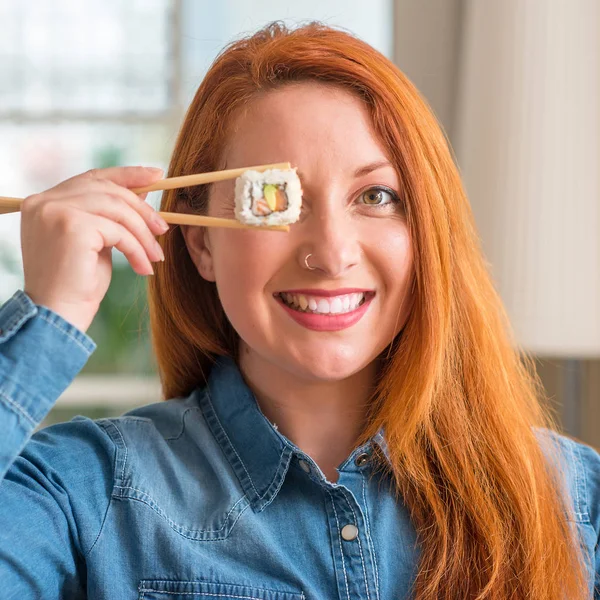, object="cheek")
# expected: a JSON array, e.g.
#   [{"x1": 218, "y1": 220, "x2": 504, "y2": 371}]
[
  {"x1": 368, "y1": 224, "x2": 414, "y2": 338},
  {"x1": 209, "y1": 230, "x2": 287, "y2": 313},
  {"x1": 368, "y1": 222, "x2": 413, "y2": 288},
  {"x1": 206, "y1": 189, "x2": 288, "y2": 297}
]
